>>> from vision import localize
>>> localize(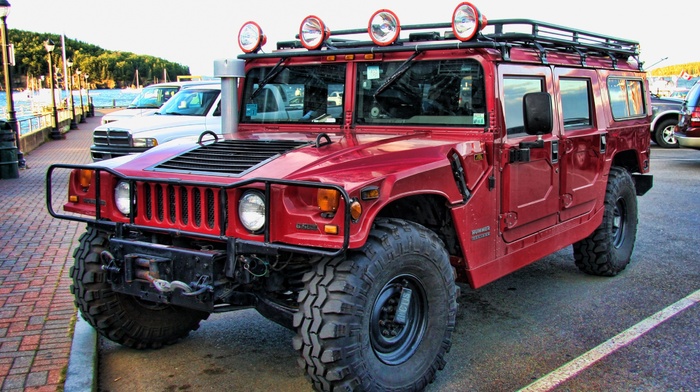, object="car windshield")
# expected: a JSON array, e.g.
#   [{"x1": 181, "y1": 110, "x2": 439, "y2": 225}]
[
  {"x1": 157, "y1": 88, "x2": 219, "y2": 116},
  {"x1": 356, "y1": 59, "x2": 486, "y2": 127},
  {"x1": 240, "y1": 64, "x2": 346, "y2": 124},
  {"x1": 128, "y1": 86, "x2": 180, "y2": 109}
]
